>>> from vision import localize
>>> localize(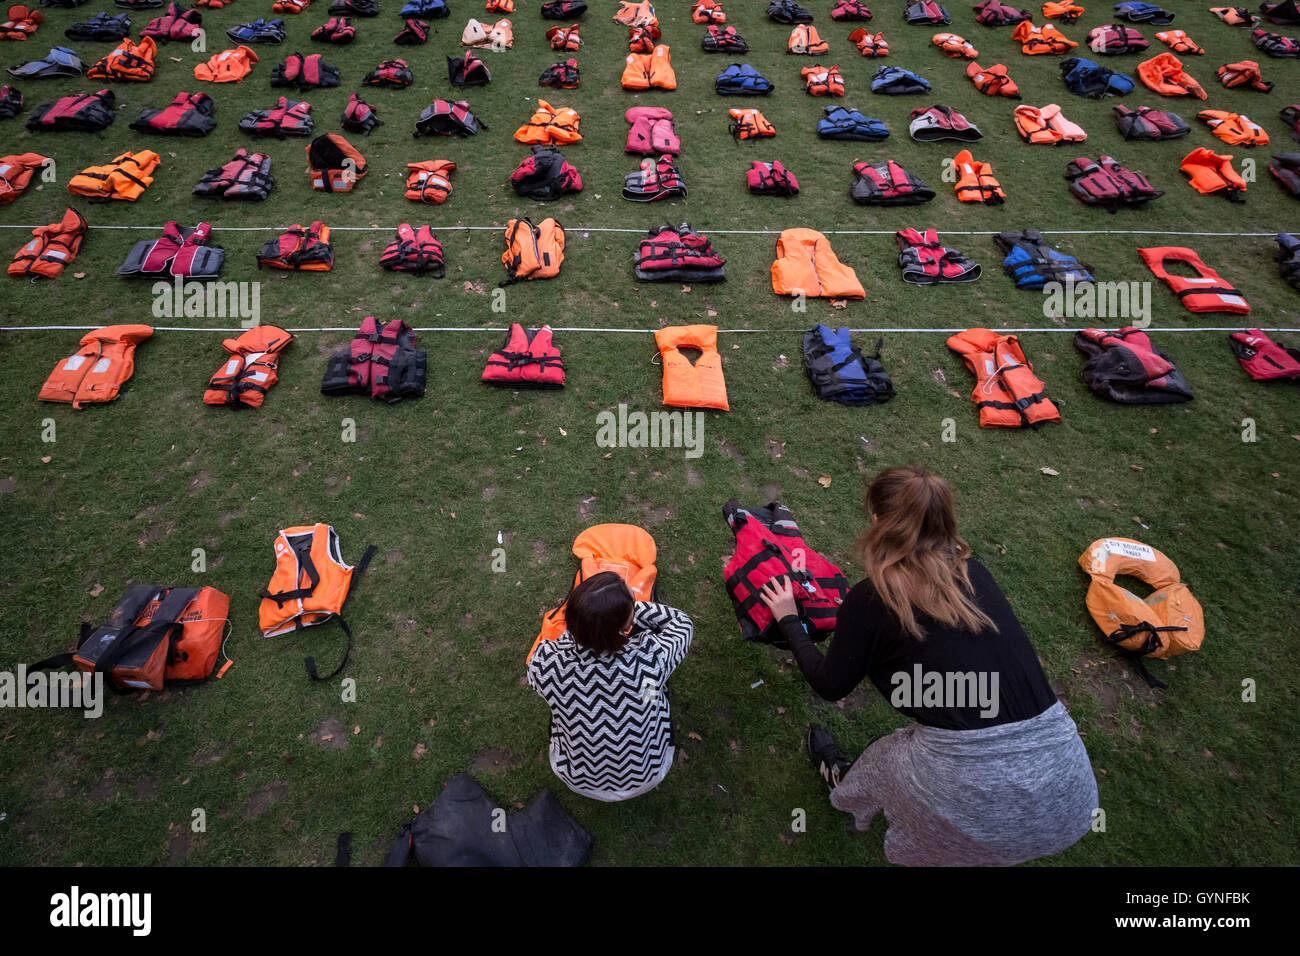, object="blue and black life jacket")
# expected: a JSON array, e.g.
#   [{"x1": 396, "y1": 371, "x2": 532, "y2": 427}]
[
  {"x1": 768, "y1": 0, "x2": 814, "y2": 23},
  {"x1": 904, "y1": 0, "x2": 950, "y2": 25},
  {"x1": 227, "y1": 18, "x2": 287, "y2": 44},
  {"x1": 802, "y1": 325, "x2": 895, "y2": 406},
  {"x1": 7, "y1": 46, "x2": 84, "y2": 79},
  {"x1": 65, "y1": 13, "x2": 131, "y2": 42},
  {"x1": 715, "y1": 63, "x2": 773, "y2": 95},
  {"x1": 1060, "y1": 57, "x2": 1135, "y2": 97},
  {"x1": 818, "y1": 105, "x2": 888, "y2": 140},
  {"x1": 993, "y1": 229, "x2": 1094, "y2": 290},
  {"x1": 399, "y1": 0, "x2": 448, "y2": 17},
  {"x1": 1114, "y1": 2, "x2": 1175, "y2": 25},
  {"x1": 871, "y1": 64, "x2": 930, "y2": 94}
]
